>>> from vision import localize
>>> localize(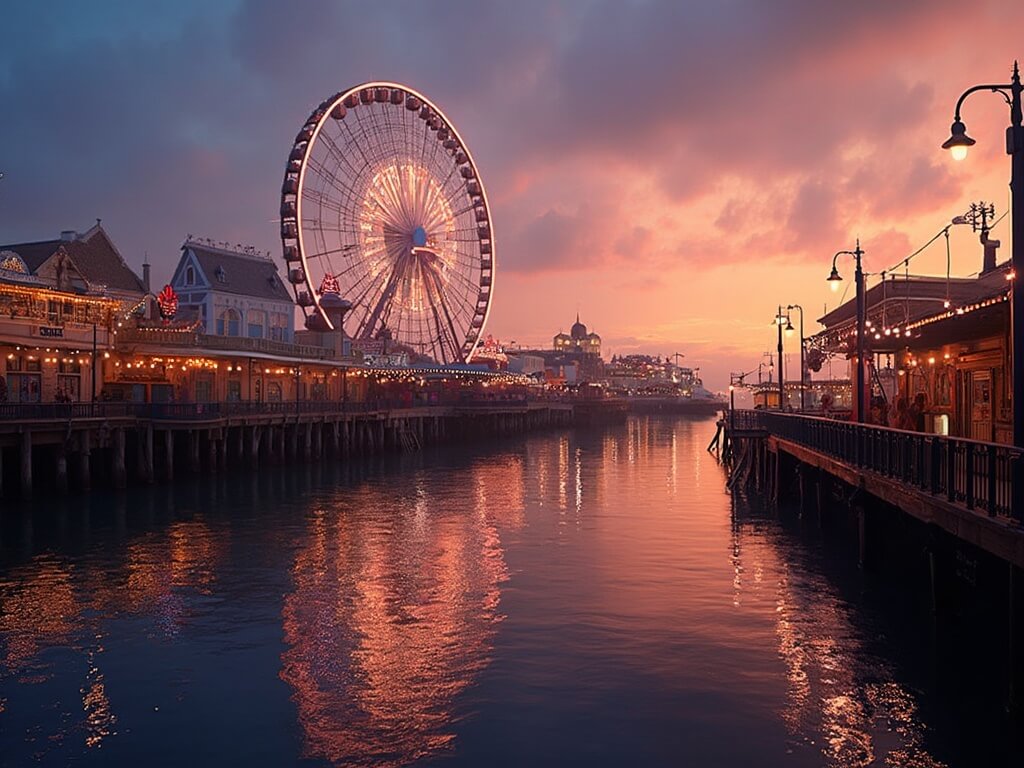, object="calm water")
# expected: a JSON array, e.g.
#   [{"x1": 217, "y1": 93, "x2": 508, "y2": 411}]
[{"x1": 0, "y1": 416, "x2": 1018, "y2": 766}]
